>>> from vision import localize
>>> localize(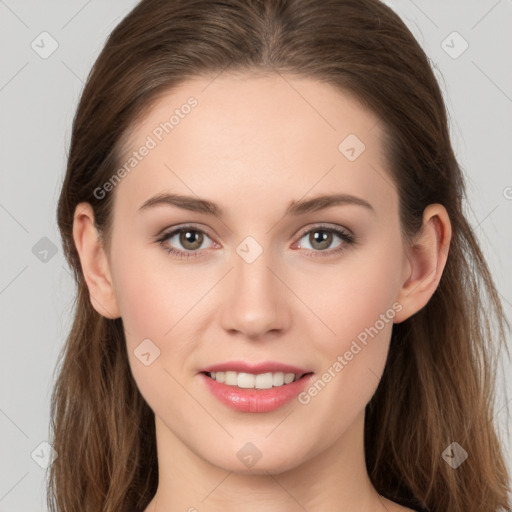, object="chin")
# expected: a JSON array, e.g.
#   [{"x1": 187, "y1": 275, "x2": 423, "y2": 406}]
[{"x1": 202, "y1": 440, "x2": 309, "y2": 476}]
